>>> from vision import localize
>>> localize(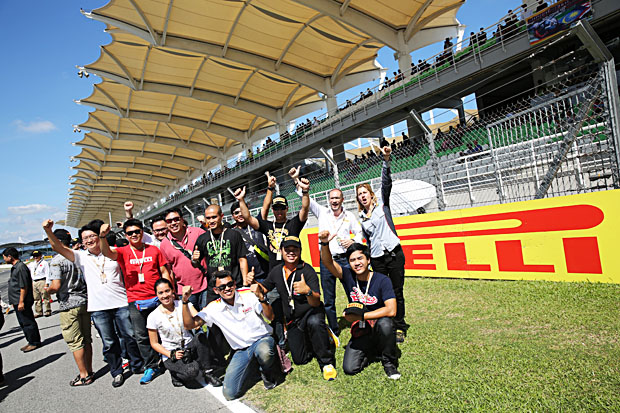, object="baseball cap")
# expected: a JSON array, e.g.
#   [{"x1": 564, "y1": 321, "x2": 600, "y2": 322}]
[
  {"x1": 280, "y1": 236, "x2": 301, "y2": 249},
  {"x1": 343, "y1": 302, "x2": 366, "y2": 317},
  {"x1": 272, "y1": 196, "x2": 288, "y2": 208},
  {"x1": 32, "y1": 250, "x2": 42, "y2": 257}
]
